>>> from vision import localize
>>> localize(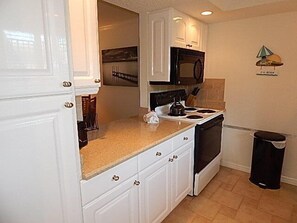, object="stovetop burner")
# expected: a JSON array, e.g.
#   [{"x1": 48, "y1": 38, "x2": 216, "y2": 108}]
[
  {"x1": 187, "y1": 115, "x2": 203, "y2": 119},
  {"x1": 197, "y1": 109, "x2": 216, "y2": 113}
]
